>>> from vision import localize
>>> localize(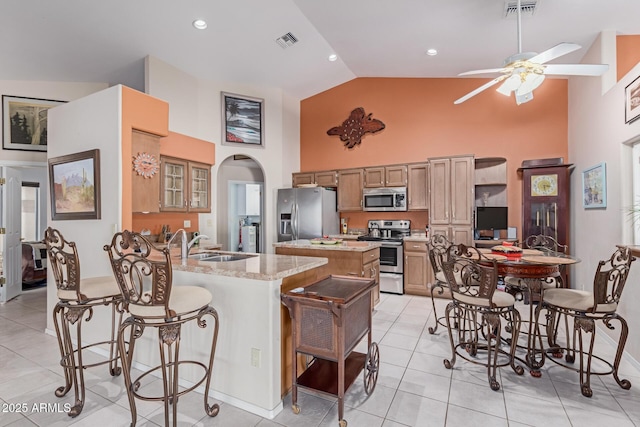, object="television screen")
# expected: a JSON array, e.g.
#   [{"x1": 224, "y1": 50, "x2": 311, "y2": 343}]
[{"x1": 476, "y1": 206, "x2": 508, "y2": 230}]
